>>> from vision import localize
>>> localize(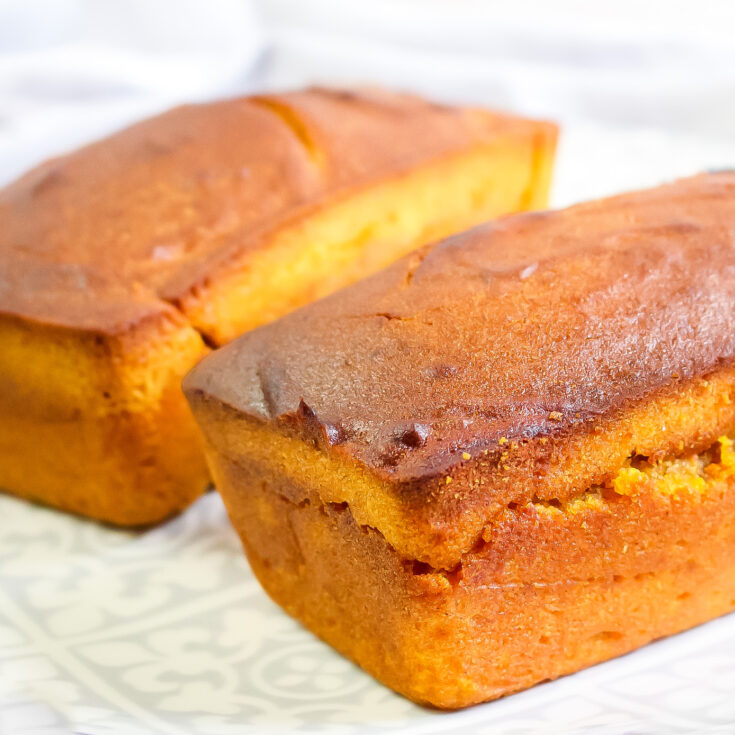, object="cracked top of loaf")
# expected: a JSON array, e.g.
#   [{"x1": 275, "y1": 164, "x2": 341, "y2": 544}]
[
  {"x1": 0, "y1": 87, "x2": 546, "y2": 334},
  {"x1": 186, "y1": 173, "x2": 735, "y2": 567}
]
